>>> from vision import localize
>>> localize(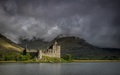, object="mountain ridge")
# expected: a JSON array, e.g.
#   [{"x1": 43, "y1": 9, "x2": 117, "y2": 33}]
[
  {"x1": 19, "y1": 35, "x2": 120, "y2": 59},
  {"x1": 0, "y1": 33, "x2": 23, "y2": 52}
]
